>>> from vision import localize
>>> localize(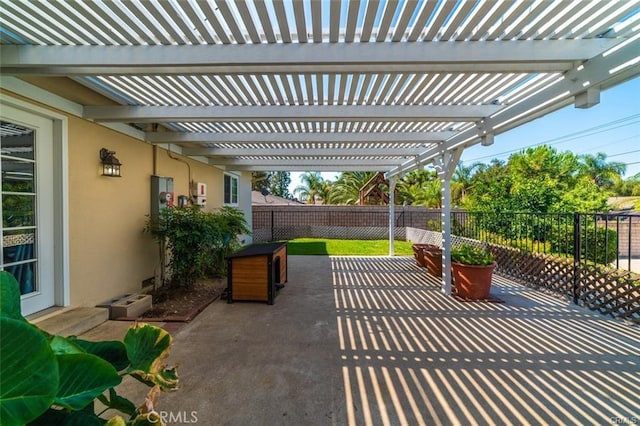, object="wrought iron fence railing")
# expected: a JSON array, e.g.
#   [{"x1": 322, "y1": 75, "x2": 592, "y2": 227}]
[{"x1": 252, "y1": 206, "x2": 639, "y2": 322}]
